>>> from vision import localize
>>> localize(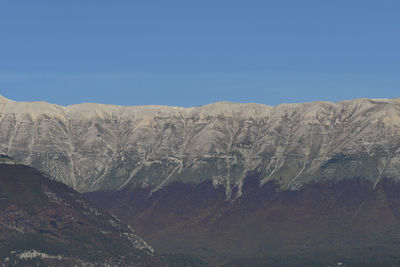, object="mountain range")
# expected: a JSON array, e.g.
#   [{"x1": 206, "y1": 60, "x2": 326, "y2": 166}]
[
  {"x1": 1, "y1": 95, "x2": 400, "y2": 198},
  {"x1": 1, "y1": 95, "x2": 400, "y2": 265}
]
